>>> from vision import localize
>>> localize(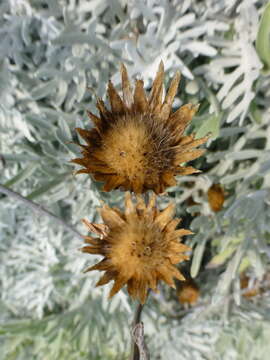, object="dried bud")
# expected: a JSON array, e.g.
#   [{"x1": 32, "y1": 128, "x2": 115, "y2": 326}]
[
  {"x1": 207, "y1": 184, "x2": 225, "y2": 212},
  {"x1": 177, "y1": 279, "x2": 200, "y2": 306}
]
